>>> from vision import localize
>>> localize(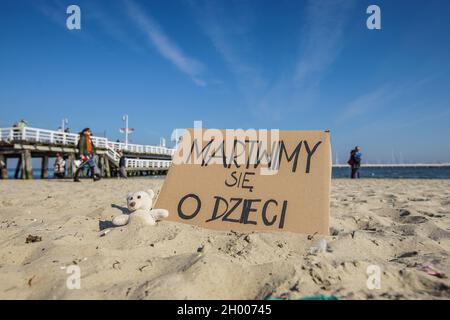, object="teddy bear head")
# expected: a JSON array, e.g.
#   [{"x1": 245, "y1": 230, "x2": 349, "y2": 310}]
[{"x1": 126, "y1": 189, "x2": 155, "y2": 212}]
